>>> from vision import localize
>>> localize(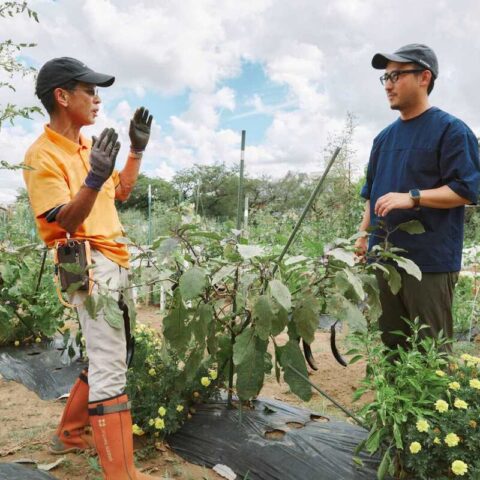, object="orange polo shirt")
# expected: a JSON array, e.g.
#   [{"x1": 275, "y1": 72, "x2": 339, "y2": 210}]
[{"x1": 23, "y1": 125, "x2": 129, "y2": 268}]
